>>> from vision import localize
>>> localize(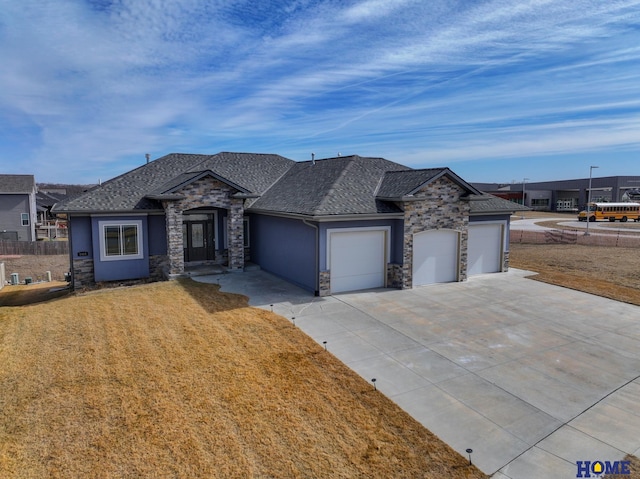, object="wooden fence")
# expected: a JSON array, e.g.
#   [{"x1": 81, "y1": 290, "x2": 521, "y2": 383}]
[
  {"x1": 510, "y1": 229, "x2": 640, "y2": 248},
  {"x1": 0, "y1": 241, "x2": 69, "y2": 256}
]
